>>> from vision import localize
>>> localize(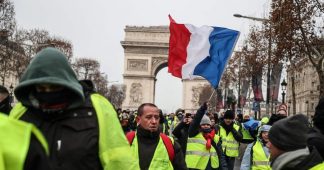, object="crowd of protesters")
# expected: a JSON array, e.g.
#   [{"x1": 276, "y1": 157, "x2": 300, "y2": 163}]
[{"x1": 1, "y1": 47, "x2": 324, "y2": 170}]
